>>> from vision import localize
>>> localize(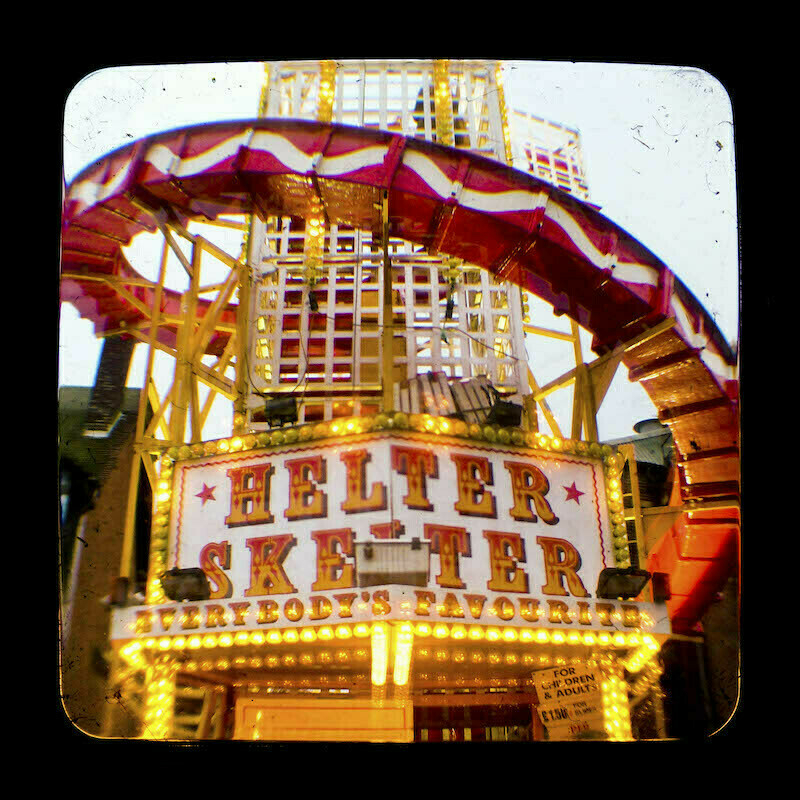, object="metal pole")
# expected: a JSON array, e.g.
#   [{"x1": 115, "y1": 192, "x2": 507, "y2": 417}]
[
  {"x1": 381, "y1": 192, "x2": 395, "y2": 412},
  {"x1": 116, "y1": 236, "x2": 169, "y2": 600}
]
